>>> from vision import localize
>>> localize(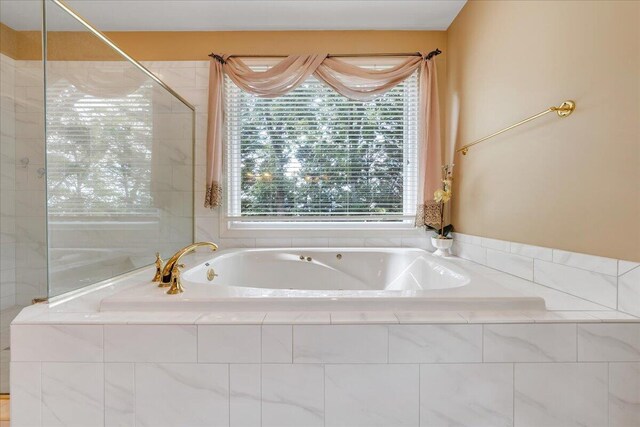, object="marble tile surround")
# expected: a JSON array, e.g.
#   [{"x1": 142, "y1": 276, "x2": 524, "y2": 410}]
[
  {"x1": 7, "y1": 253, "x2": 640, "y2": 426},
  {"x1": 452, "y1": 232, "x2": 640, "y2": 316},
  {"x1": 10, "y1": 320, "x2": 640, "y2": 427},
  {"x1": 7, "y1": 260, "x2": 640, "y2": 427},
  {"x1": 1, "y1": 53, "x2": 17, "y2": 310}
]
